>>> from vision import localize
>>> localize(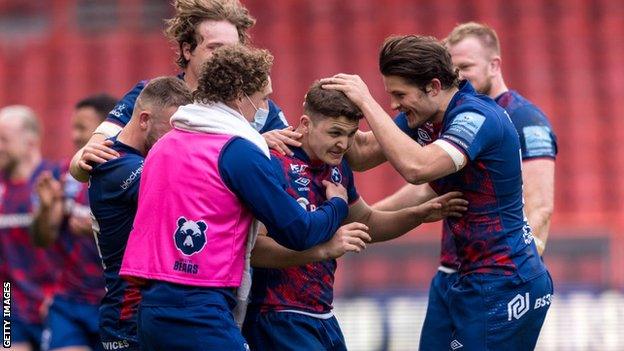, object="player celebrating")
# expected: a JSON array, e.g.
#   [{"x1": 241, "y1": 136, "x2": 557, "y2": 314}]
[
  {"x1": 365, "y1": 24, "x2": 560, "y2": 350},
  {"x1": 32, "y1": 94, "x2": 116, "y2": 351},
  {"x1": 88, "y1": 78, "x2": 192, "y2": 351},
  {"x1": 70, "y1": 0, "x2": 297, "y2": 182},
  {"x1": 119, "y1": 45, "x2": 354, "y2": 351},
  {"x1": 322, "y1": 35, "x2": 553, "y2": 350},
  {"x1": 0, "y1": 106, "x2": 59, "y2": 351},
  {"x1": 243, "y1": 82, "x2": 467, "y2": 351}
]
